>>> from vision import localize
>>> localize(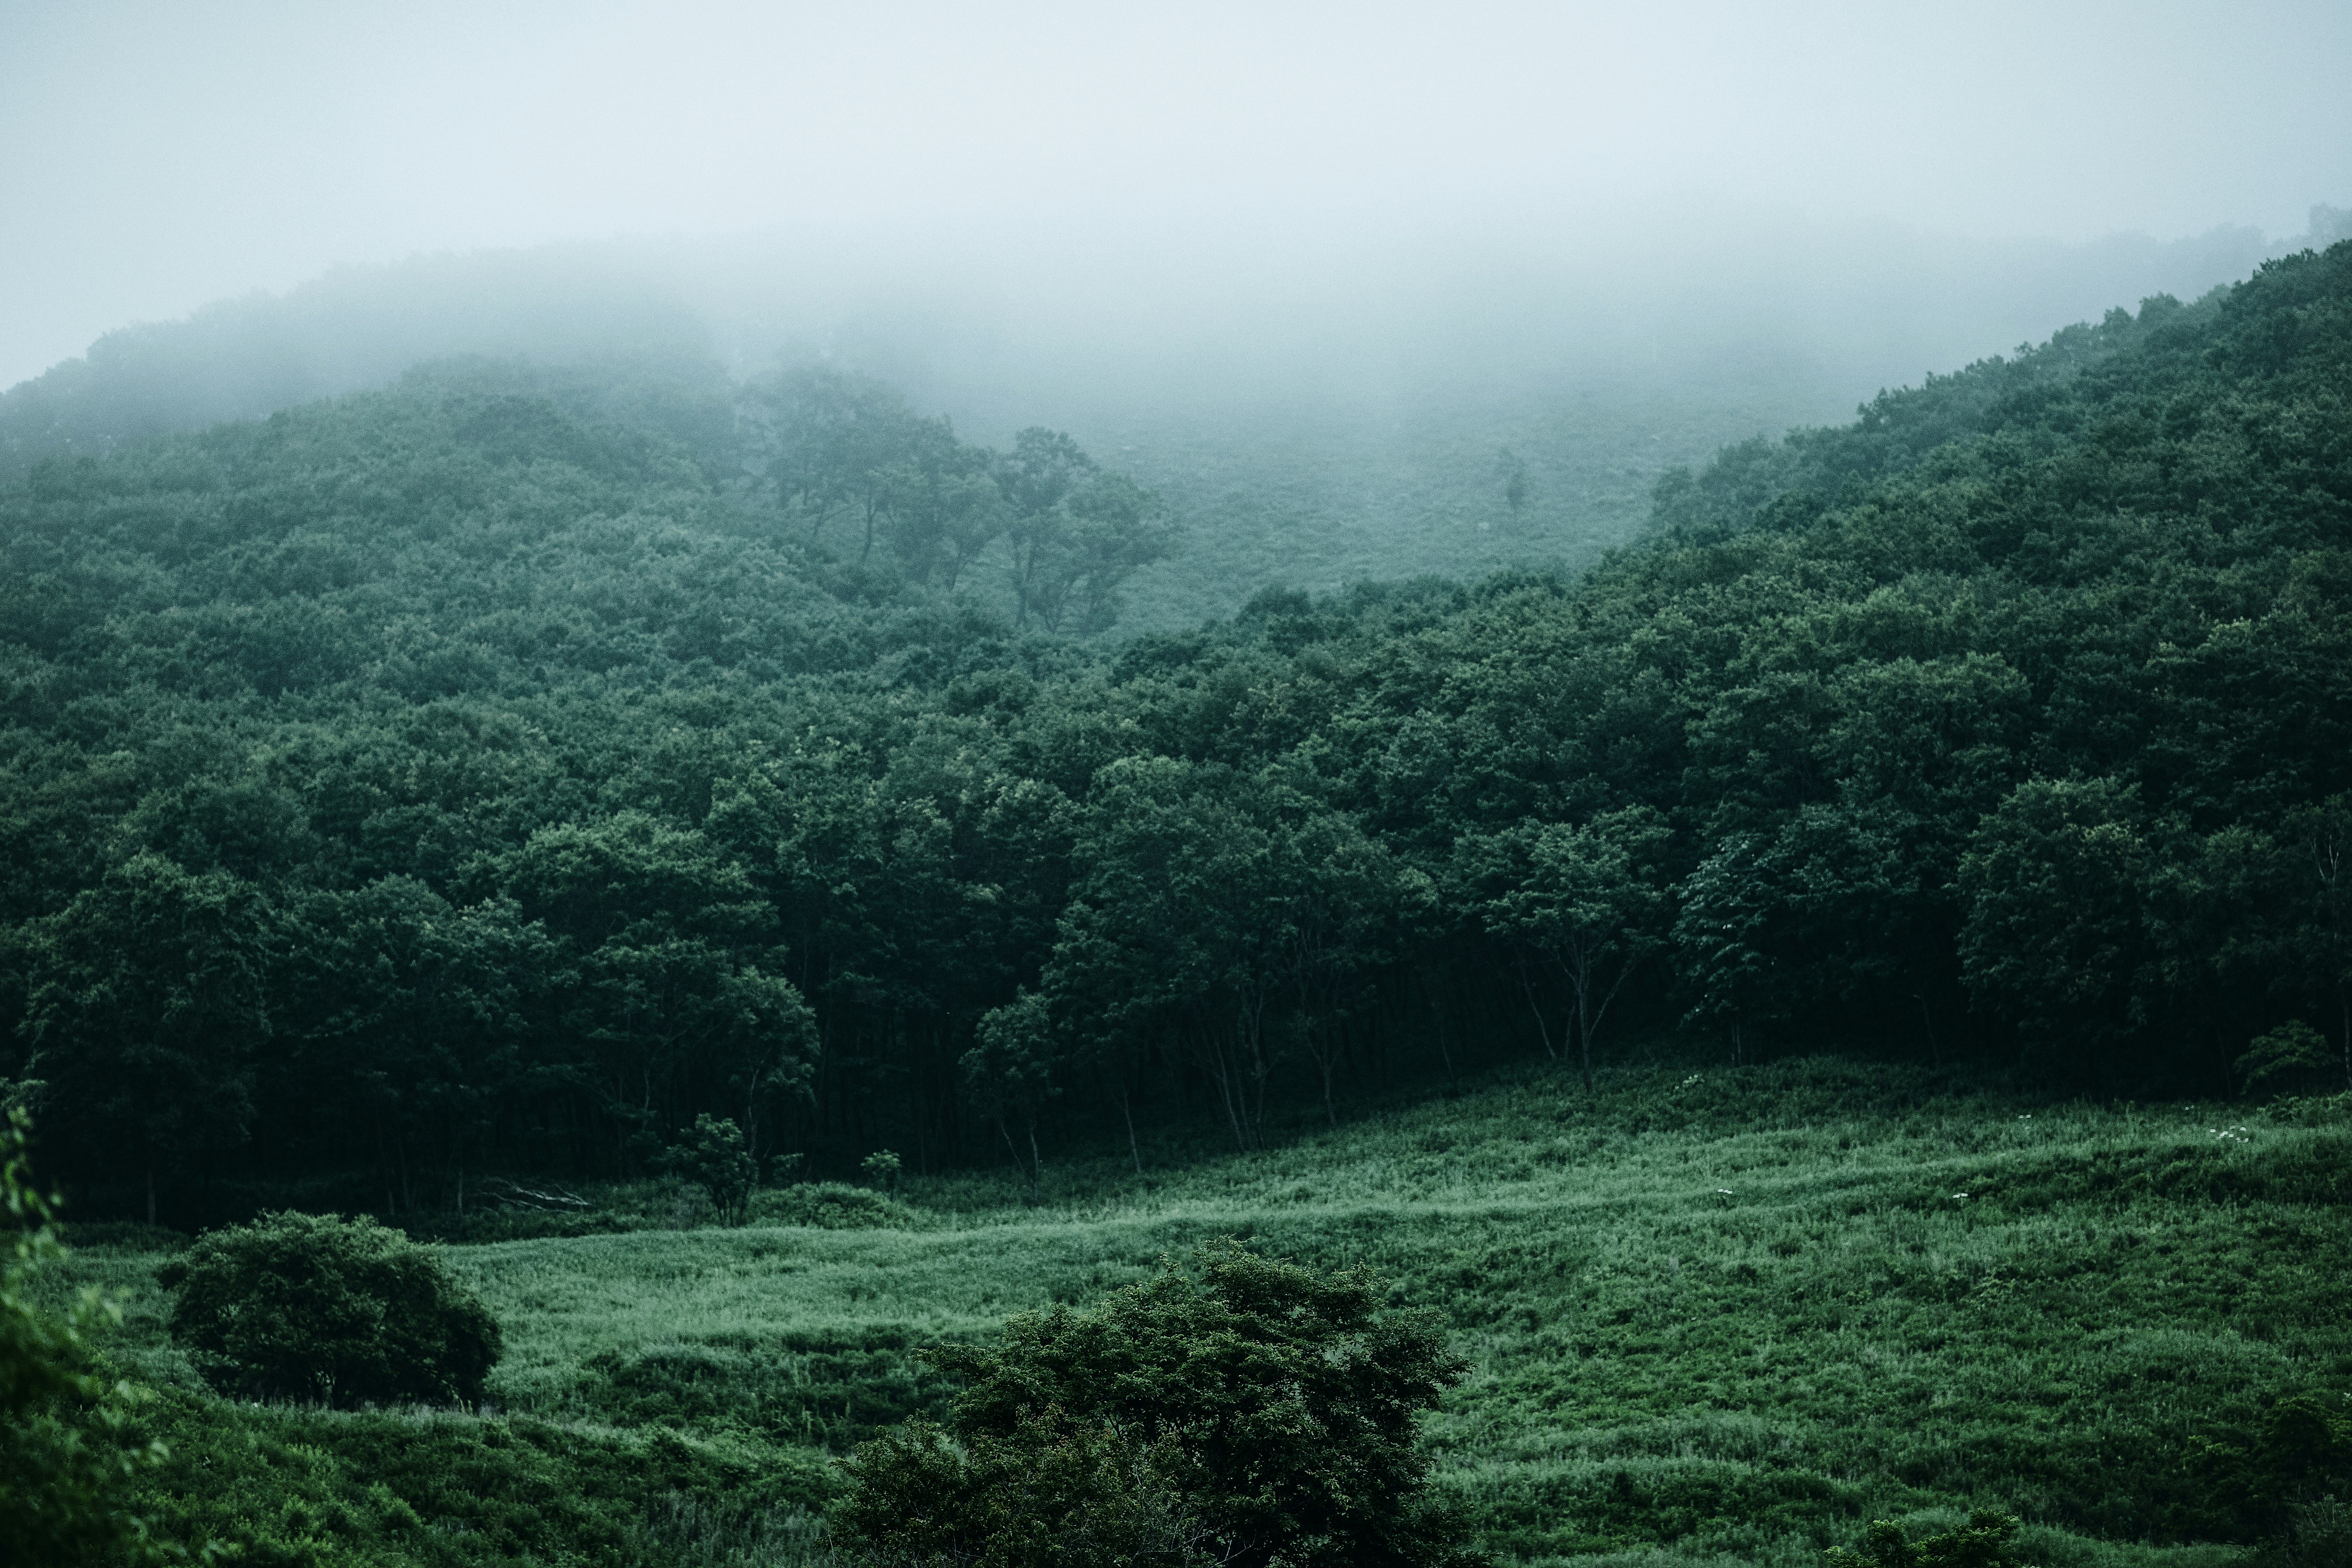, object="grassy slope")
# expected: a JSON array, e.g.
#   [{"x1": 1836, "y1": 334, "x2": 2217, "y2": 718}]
[{"x1": 53, "y1": 1057, "x2": 2349, "y2": 1566}]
